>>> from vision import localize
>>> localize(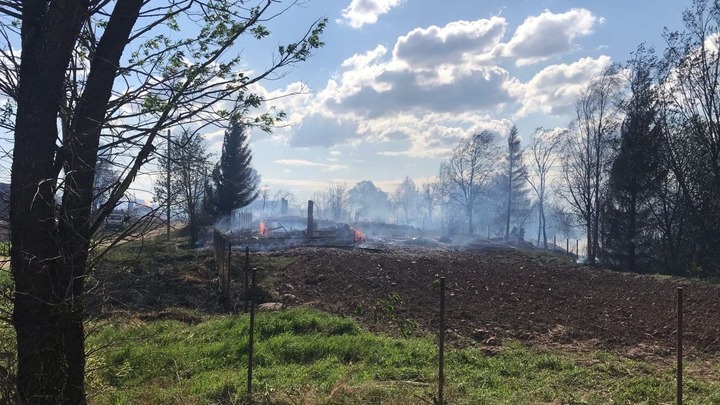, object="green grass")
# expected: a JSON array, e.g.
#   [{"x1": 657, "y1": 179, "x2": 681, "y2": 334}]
[{"x1": 86, "y1": 307, "x2": 720, "y2": 404}]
